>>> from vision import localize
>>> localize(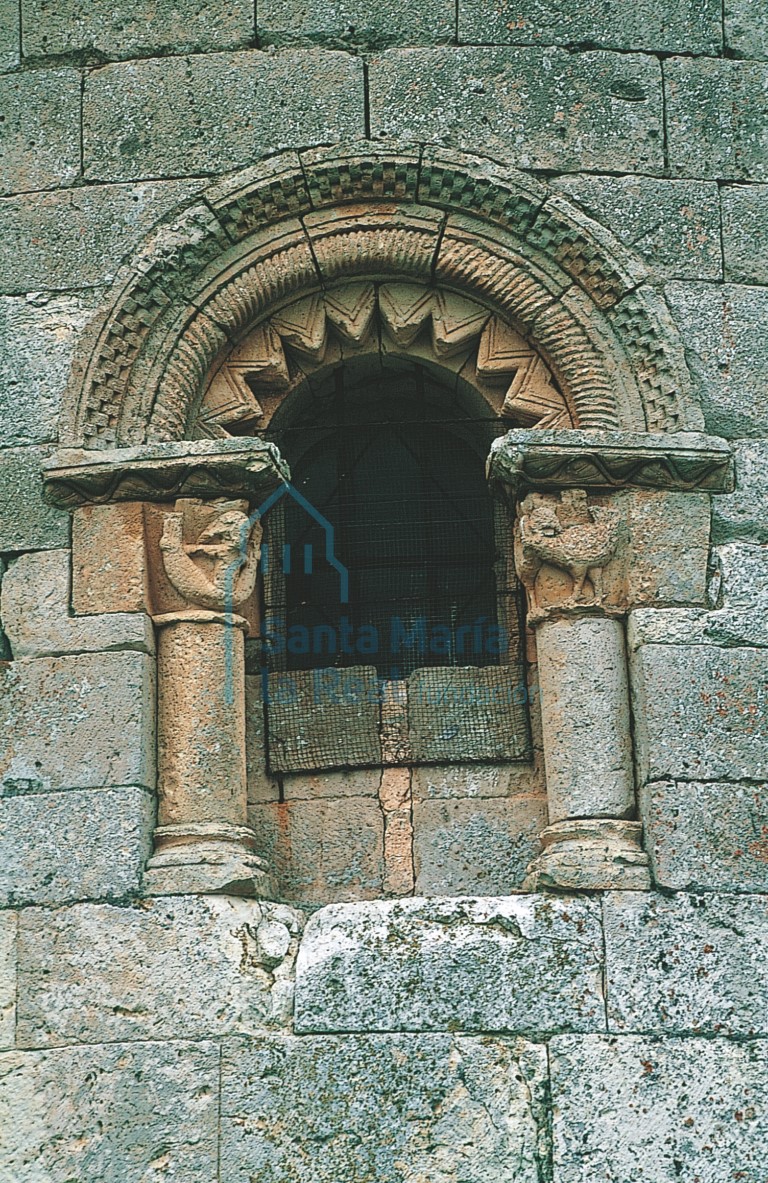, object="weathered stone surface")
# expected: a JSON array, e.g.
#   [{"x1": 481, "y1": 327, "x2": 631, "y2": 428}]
[
  {"x1": 712, "y1": 439, "x2": 768, "y2": 545},
  {"x1": 625, "y1": 489, "x2": 710, "y2": 607},
  {"x1": 640, "y1": 779, "x2": 768, "y2": 892},
  {"x1": 72, "y1": 501, "x2": 151, "y2": 615},
  {"x1": 0, "y1": 1040, "x2": 220, "y2": 1182},
  {"x1": 369, "y1": 48, "x2": 664, "y2": 173},
  {"x1": 551, "y1": 1034, "x2": 768, "y2": 1182},
  {"x1": 0, "y1": 786, "x2": 154, "y2": 908},
  {"x1": 552, "y1": 175, "x2": 721, "y2": 280},
  {"x1": 412, "y1": 757, "x2": 545, "y2": 799},
  {"x1": 0, "y1": 178, "x2": 206, "y2": 294},
  {"x1": 283, "y1": 767, "x2": 382, "y2": 800},
  {"x1": 0, "y1": 68, "x2": 80, "y2": 197},
  {"x1": 1, "y1": 549, "x2": 154, "y2": 659},
  {"x1": 84, "y1": 50, "x2": 365, "y2": 183},
  {"x1": 725, "y1": 0, "x2": 768, "y2": 61},
  {"x1": 17, "y1": 896, "x2": 304, "y2": 1047},
  {"x1": 665, "y1": 282, "x2": 768, "y2": 438},
  {"x1": 0, "y1": 911, "x2": 16, "y2": 1051},
  {"x1": 295, "y1": 895, "x2": 605, "y2": 1034},
  {"x1": 0, "y1": 445, "x2": 69, "y2": 551},
  {"x1": 606, "y1": 891, "x2": 768, "y2": 1038},
  {"x1": 722, "y1": 183, "x2": 768, "y2": 284},
  {"x1": 22, "y1": 0, "x2": 254, "y2": 61},
  {"x1": 459, "y1": 0, "x2": 721, "y2": 53},
  {"x1": 714, "y1": 541, "x2": 768, "y2": 608},
  {"x1": 631, "y1": 643, "x2": 768, "y2": 784},
  {"x1": 0, "y1": 652, "x2": 155, "y2": 793},
  {"x1": 0, "y1": 294, "x2": 96, "y2": 447},
  {"x1": 413, "y1": 796, "x2": 546, "y2": 895},
  {"x1": 0, "y1": 0, "x2": 19, "y2": 70},
  {"x1": 221, "y1": 1033, "x2": 549, "y2": 1183},
  {"x1": 258, "y1": 0, "x2": 455, "y2": 49},
  {"x1": 666, "y1": 57, "x2": 768, "y2": 181},
  {"x1": 628, "y1": 605, "x2": 768, "y2": 651},
  {"x1": 248, "y1": 798, "x2": 385, "y2": 905}
]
